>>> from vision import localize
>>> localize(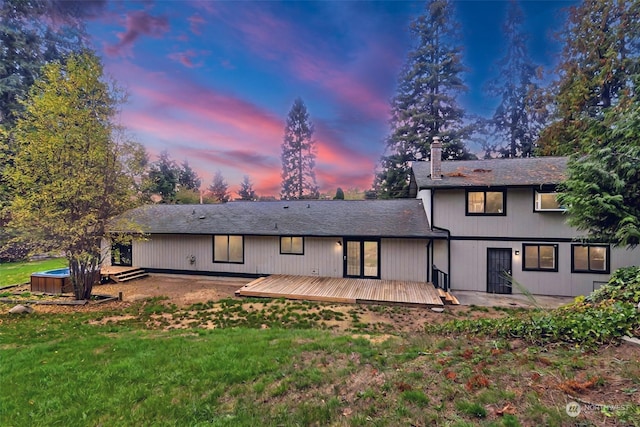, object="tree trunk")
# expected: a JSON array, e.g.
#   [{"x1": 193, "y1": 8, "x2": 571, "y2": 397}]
[{"x1": 68, "y1": 253, "x2": 100, "y2": 300}]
